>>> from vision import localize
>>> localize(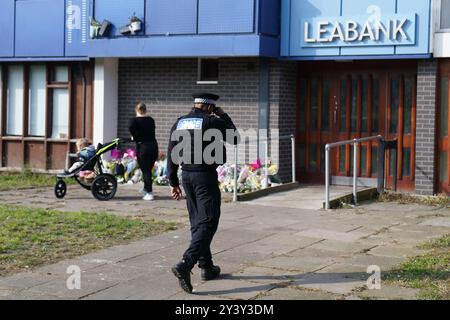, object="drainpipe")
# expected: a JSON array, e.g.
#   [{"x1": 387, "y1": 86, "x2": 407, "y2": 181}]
[{"x1": 78, "y1": 62, "x2": 87, "y2": 138}]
